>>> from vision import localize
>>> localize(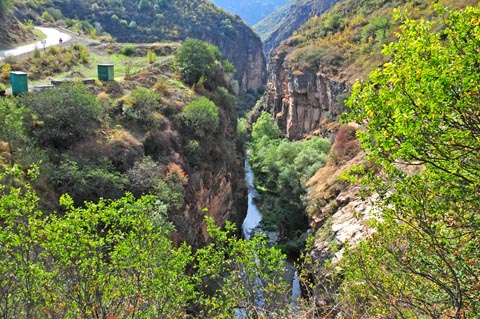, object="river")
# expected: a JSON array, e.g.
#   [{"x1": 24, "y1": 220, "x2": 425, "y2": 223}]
[
  {"x1": 241, "y1": 159, "x2": 301, "y2": 312},
  {"x1": 242, "y1": 159, "x2": 263, "y2": 240}
]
